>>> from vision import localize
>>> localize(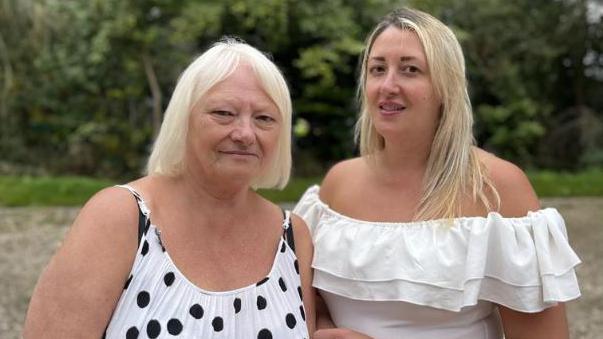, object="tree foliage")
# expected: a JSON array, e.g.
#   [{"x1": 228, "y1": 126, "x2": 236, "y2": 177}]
[{"x1": 1, "y1": 0, "x2": 601, "y2": 178}]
